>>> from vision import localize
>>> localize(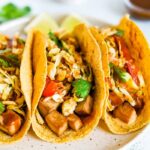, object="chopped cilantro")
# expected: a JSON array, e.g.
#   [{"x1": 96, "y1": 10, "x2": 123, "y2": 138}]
[
  {"x1": 0, "y1": 57, "x2": 10, "y2": 67},
  {"x1": 72, "y1": 79, "x2": 92, "y2": 99},
  {"x1": 0, "y1": 55, "x2": 19, "y2": 67},
  {"x1": 7, "y1": 54, "x2": 19, "y2": 66},
  {"x1": 0, "y1": 101, "x2": 5, "y2": 114},
  {"x1": 0, "y1": 3, "x2": 31, "y2": 23},
  {"x1": 110, "y1": 63, "x2": 130, "y2": 82},
  {"x1": 18, "y1": 38, "x2": 25, "y2": 45},
  {"x1": 109, "y1": 62, "x2": 114, "y2": 69},
  {"x1": 48, "y1": 31, "x2": 63, "y2": 48},
  {"x1": 115, "y1": 29, "x2": 124, "y2": 37}
]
